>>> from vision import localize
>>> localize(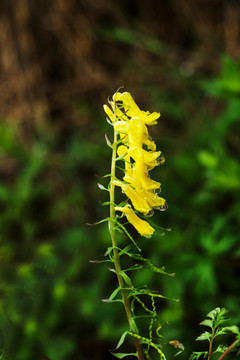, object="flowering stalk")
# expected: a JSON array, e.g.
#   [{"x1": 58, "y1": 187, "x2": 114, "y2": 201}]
[
  {"x1": 102, "y1": 90, "x2": 168, "y2": 360},
  {"x1": 109, "y1": 116, "x2": 146, "y2": 360}
]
